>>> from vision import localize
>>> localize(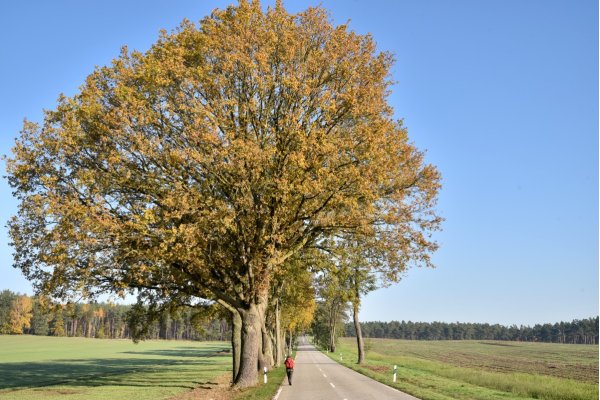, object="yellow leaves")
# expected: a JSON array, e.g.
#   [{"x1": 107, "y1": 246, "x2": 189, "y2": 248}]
[
  {"x1": 9, "y1": 296, "x2": 33, "y2": 334},
  {"x1": 93, "y1": 307, "x2": 105, "y2": 319},
  {"x1": 142, "y1": 207, "x2": 156, "y2": 225},
  {"x1": 279, "y1": 262, "x2": 317, "y2": 331},
  {"x1": 7, "y1": 1, "x2": 441, "y2": 316}
]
